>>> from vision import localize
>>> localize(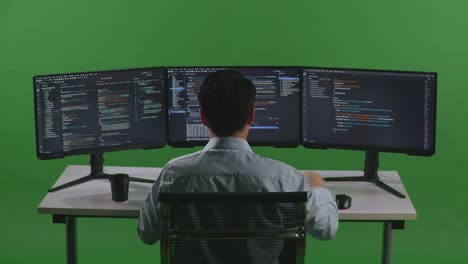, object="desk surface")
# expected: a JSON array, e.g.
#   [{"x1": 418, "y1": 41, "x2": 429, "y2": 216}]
[{"x1": 38, "y1": 165, "x2": 417, "y2": 221}]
